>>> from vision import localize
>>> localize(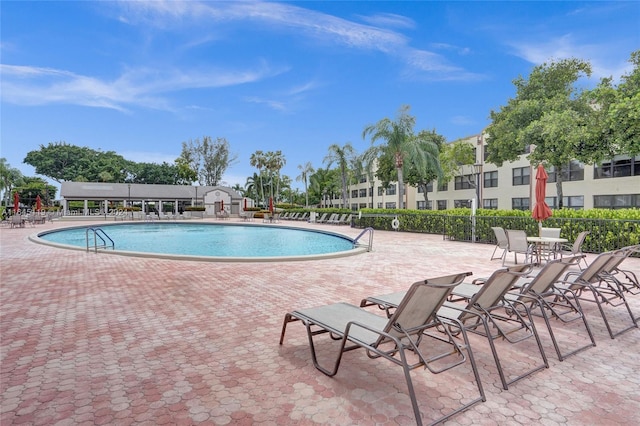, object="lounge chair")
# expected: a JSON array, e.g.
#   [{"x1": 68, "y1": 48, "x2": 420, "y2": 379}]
[
  {"x1": 490, "y1": 227, "x2": 508, "y2": 261},
  {"x1": 598, "y1": 245, "x2": 640, "y2": 296},
  {"x1": 506, "y1": 256, "x2": 595, "y2": 361},
  {"x1": 329, "y1": 213, "x2": 347, "y2": 225},
  {"x1": 556, "y1": 251, "x2": 638, "y2": 339},
  {"x1": 558, "y1": 231, "x2": 590, "y2": 269},
  {"x1": 296, "y1": 212, "x2": 308, "y2": 221},
  {"x1": 281, "y1": 273, "x2": 486, "y2": 426},
  {"x1": 314, "y1": 213, "x2": 327, "y2": 224},
  {"x1": 362, "y1": 265, "x2": 547, "y2": 390},
  {"x1": 337, "y1": 214, "x2": 352, "y2": 225},
  {"x1": 322, "y1": 213, "x2": 338, "y2": 224}
]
